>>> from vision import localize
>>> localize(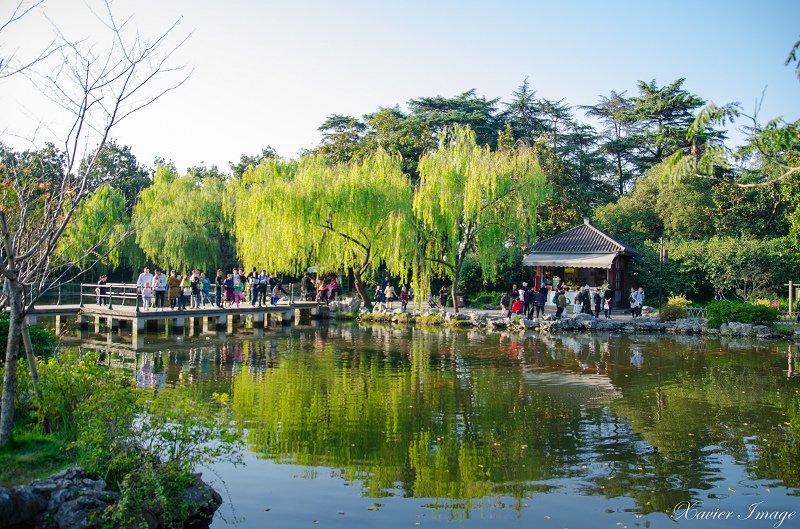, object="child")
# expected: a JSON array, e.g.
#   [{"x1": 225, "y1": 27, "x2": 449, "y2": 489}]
[
  {"x1": 141, "y1": 282, "x2": 153, "y2": 311},
  {"x1": 511, "y1": 298, "x2": 524, "y2": 315}
]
